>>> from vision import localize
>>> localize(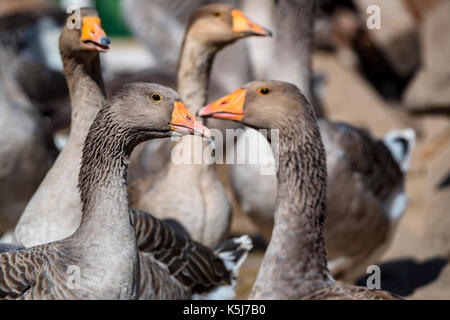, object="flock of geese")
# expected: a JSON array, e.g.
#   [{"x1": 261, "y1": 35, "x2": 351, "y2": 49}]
[{"x1": 0, "y1": 2, "x2": 417, "y2": 300}]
